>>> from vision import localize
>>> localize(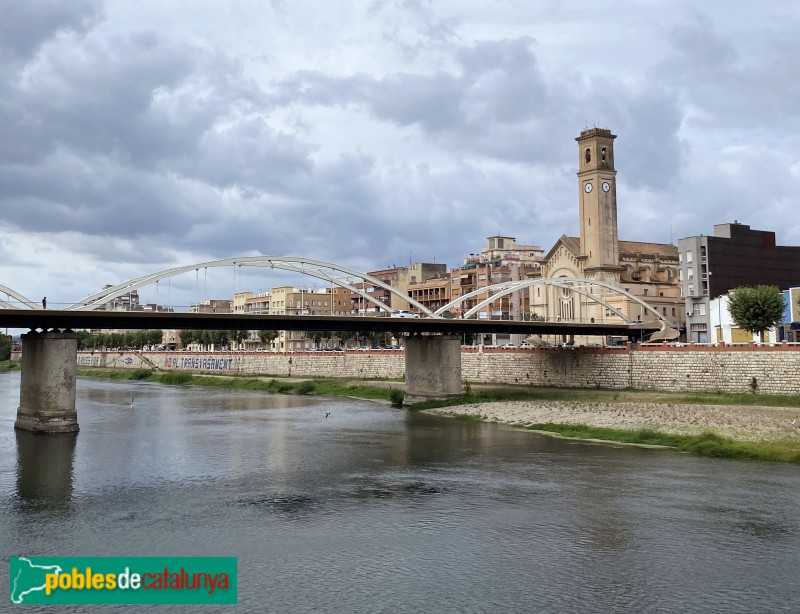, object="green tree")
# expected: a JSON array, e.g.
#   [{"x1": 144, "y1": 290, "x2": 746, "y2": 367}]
[
  {"x1": 179, "y1": 329, "x2": 194, "y2": 348},
  {"x1": 0, "y1": 335, "x2": 11, "y2": 361},
  {"x1": 524, "y1": 312, "x2": 545, "y2": 322},
  {"x1": 335, "y1": 330, "x2": 353, "y2": 348},
  {"x1": 147, "y1": 329, "x2": 164, "y2": 346},
  {"x1": 727, "y1": 285, "x2": 786, "y2": 340},
  {"x1": 304, "y1": 330, "x2": 323, "y2": 349},
  {"x1": 258, "y1": 329, "x2": 279, "y2": 349},
  {"x1": 133, "y1": 330, "x2": 148, "y2": 349},
  {"x1": 77, "y1": 330, "x2": 94, "y2": 349},
  {"x1": 231, "y1": 329, "x2": 248, "y2": 349}
]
